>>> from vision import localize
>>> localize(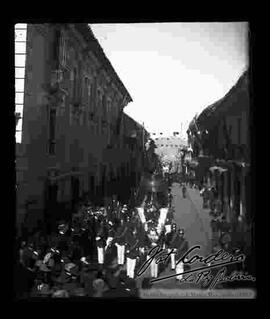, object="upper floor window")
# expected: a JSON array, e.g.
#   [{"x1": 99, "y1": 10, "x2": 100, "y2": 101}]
[
  {"x1": 72, "y1": 67, "x2": 77, "y2": 100},
  {"x1": 15, "y1": 23, "x2": 27, "y2": 144},
  {"x1": 102, "y1": 95, "x2": 107, "y2": 119},
  {"x1": 90, "y1": 79, "x2": 96, "y2": 114},
  {"x1": 229, "y1": 125, "x2": 232, "y2": 139},
  {"x1": 237, "y1": 118, "x2": 242, "y2": 145},
  {"x1": 48, "y1": 108, "x2": 56, "y2": 155},
  {"x1": 60, "y1": 32, "x2": 67, "y2": 67},
  {"x1": 53, "y1": 29, "x2": 61, "y2": 67},
  {"x1": 107, "y1": 99, "x2": 111, "y2": 117},
  {"x1": 83, "y1": 76, "x2": 89, "y2": 104}
]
